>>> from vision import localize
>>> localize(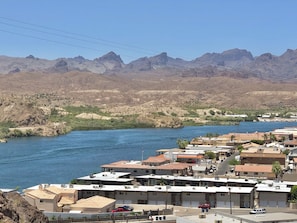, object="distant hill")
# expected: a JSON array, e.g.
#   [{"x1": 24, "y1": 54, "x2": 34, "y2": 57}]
[
  {"x1": 1, "y1": 48, "x2": 297, "y2": 81},
  {"x1": 1, "y1": 48, "x2": 297, "y2": 137}
]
